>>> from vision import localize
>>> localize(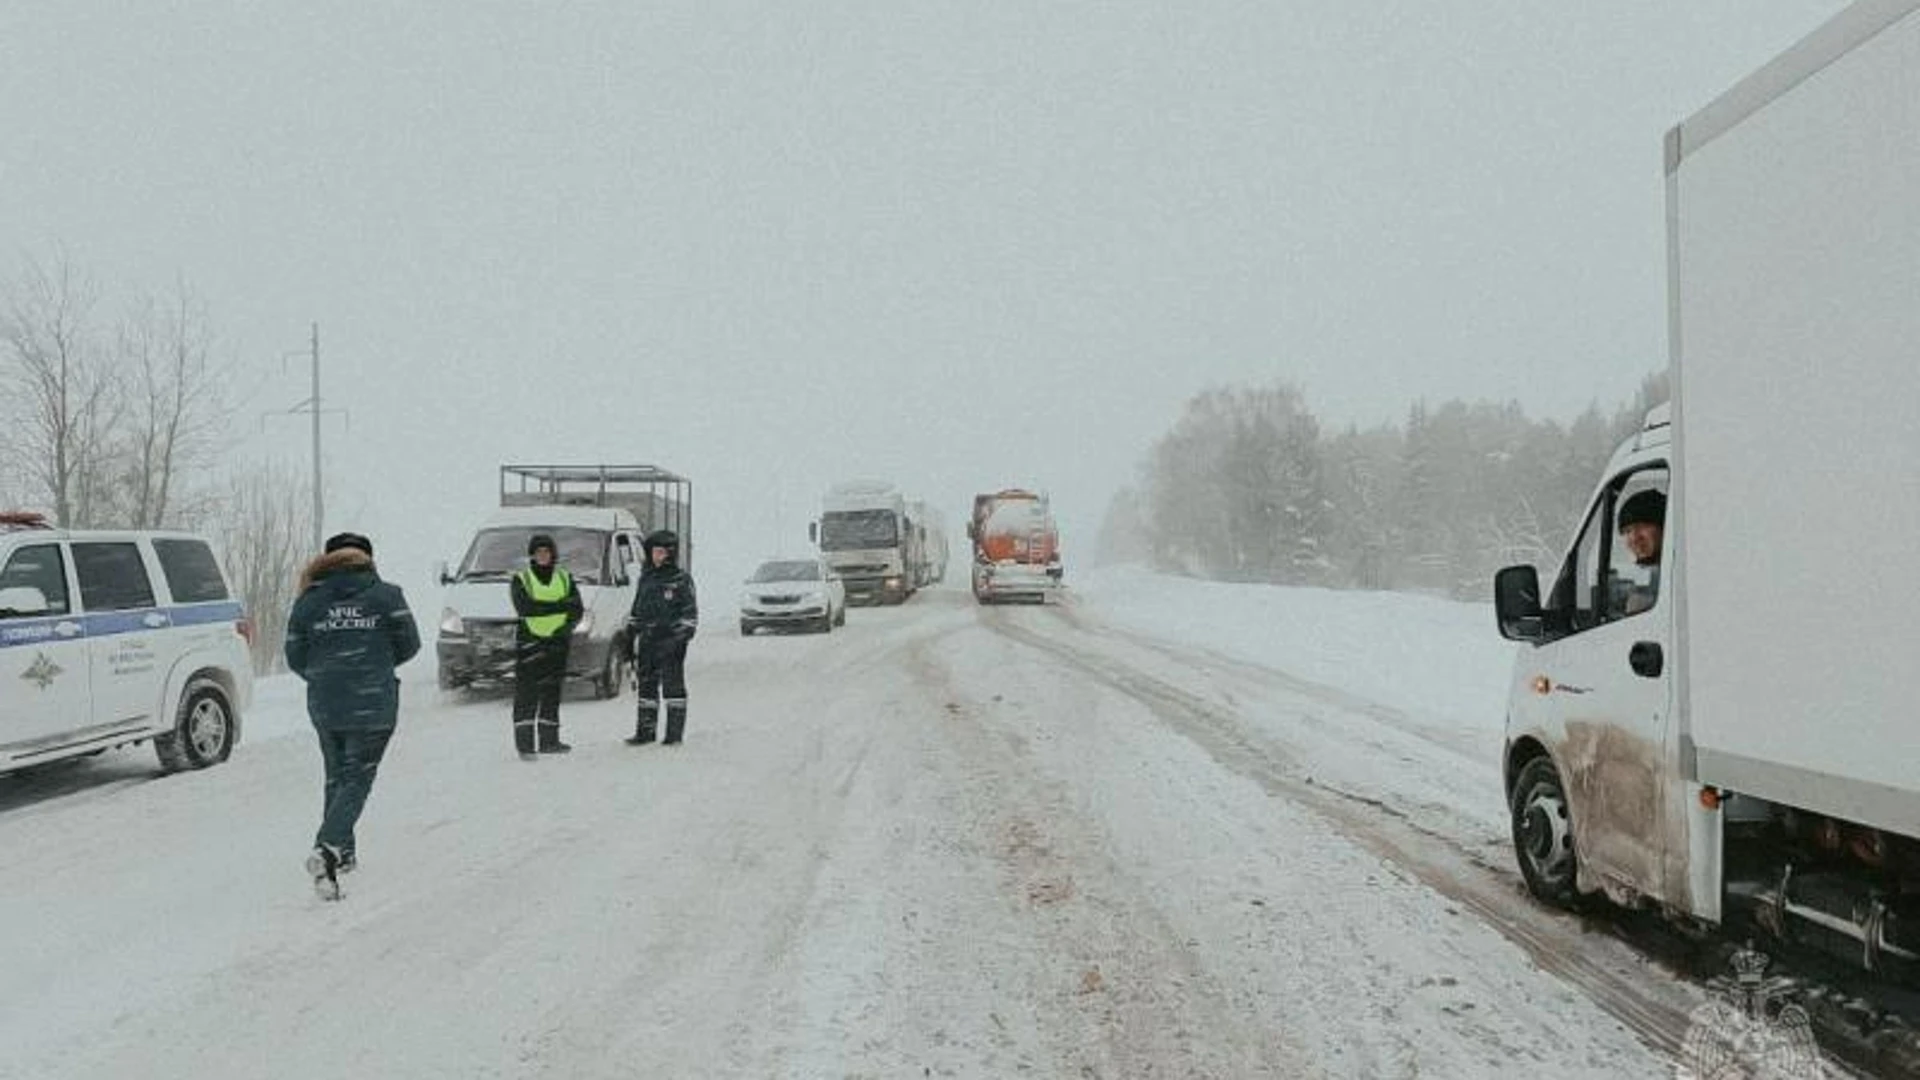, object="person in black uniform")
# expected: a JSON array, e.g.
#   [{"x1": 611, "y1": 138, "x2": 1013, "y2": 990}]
[
  {"x1": 285, "y1": 531, "x2": 421, "y2": 898},
  {"x1": 510, "y1": 533, "x2": 583, "y2": 758},
  {"x1": 626, "y1": 529, "x2": 698, "y2": 746}
]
